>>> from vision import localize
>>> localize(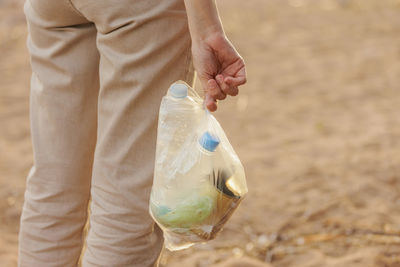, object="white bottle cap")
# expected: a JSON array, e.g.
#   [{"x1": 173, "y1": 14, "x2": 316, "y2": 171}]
[{"x1": 169, "y1": 83, "x2": 188, "y2": 98}]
